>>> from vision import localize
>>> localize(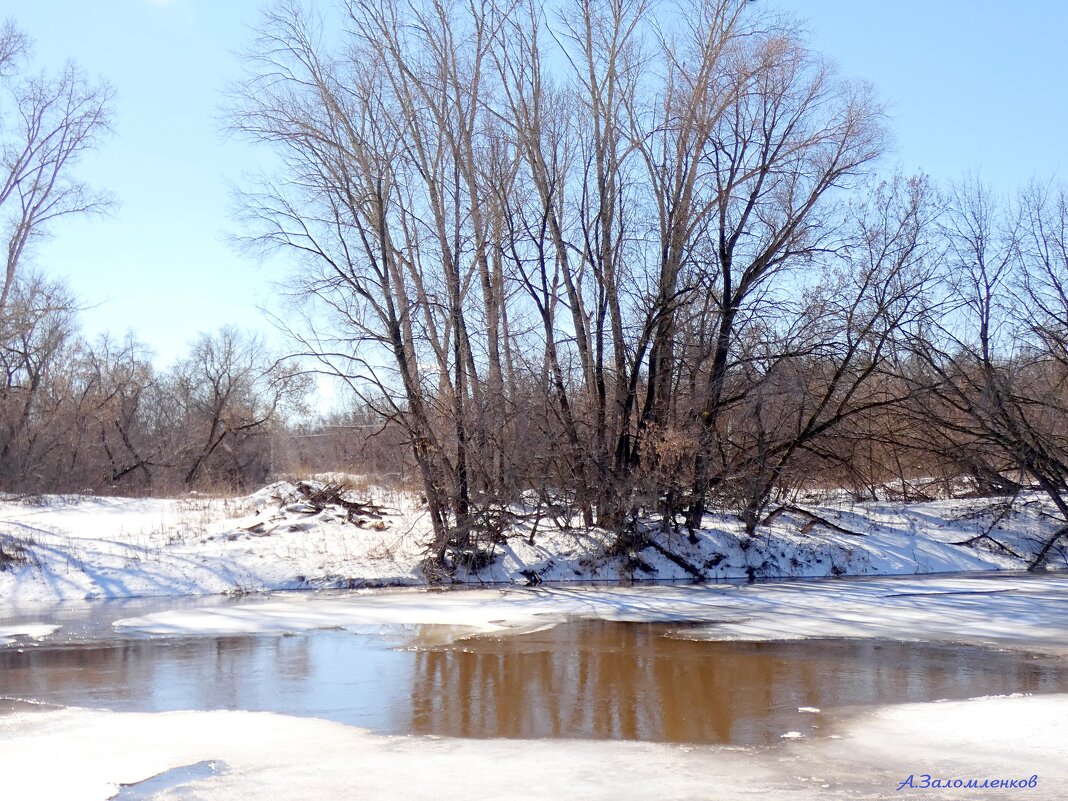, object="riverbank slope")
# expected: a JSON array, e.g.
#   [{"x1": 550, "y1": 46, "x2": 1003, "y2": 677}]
[{"x1": 0, "y1": 479, "x2": 1063, "y2": 605}]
